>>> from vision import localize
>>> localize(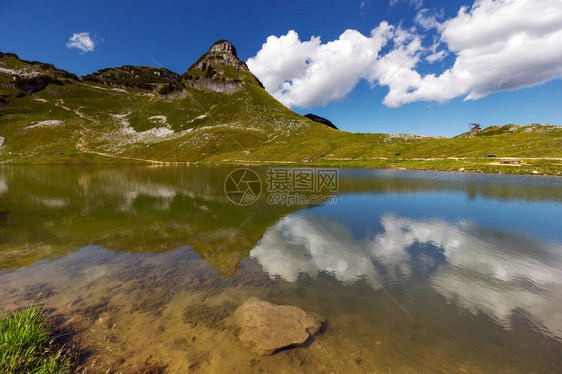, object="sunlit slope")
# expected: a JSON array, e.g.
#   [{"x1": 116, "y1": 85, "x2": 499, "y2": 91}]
[
  {"x1": 216, "y1": 123, "x2": 562, "y2": 162},
  {"x1": 0, "y1": 43, "x2": 328, "y2": 164},
  {"x1": 0, "y1": 44, "x2": 560, "y2": 167}
]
